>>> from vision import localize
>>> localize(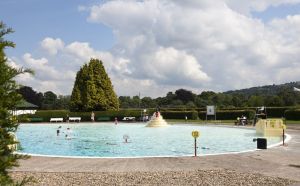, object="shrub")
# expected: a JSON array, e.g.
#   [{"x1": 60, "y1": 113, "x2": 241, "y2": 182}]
[
  {"x1": 284, "y1": 109, "x2": 300, "y2": 120},
  {"x1": 265, "y1": 107, "x2": 291, "y2": 118},
  {"x1": 198, "y1": 110, "x2": 255, "y2": 120},
  {"x1": 23, "y1": 109, "x2": 146, "y2": 122},
  {"x1": 160, "y1": 111, "x2": 198, "y2": 120},
  {"x1": 26, "y1": 110, "x2": 69, "y2": 122}
]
